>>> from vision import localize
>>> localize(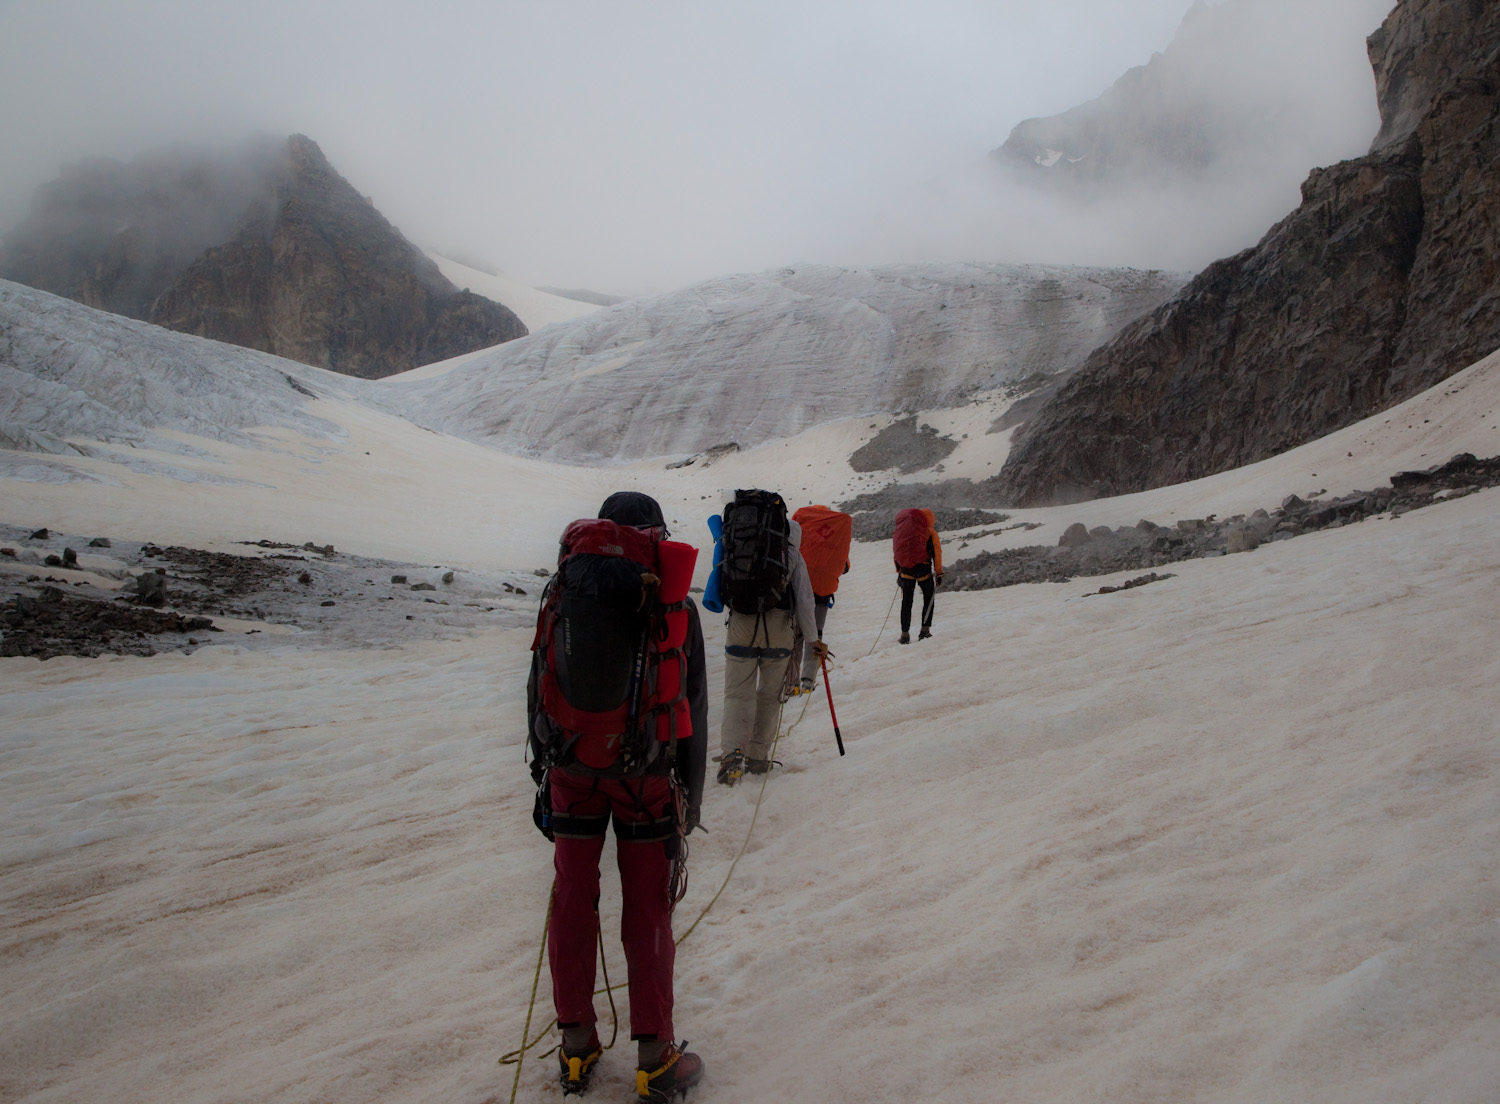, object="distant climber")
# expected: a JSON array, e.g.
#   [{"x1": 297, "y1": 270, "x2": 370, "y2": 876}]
[{"x1": 893, "y1": 507, "x2": 942, "y2": 644}]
